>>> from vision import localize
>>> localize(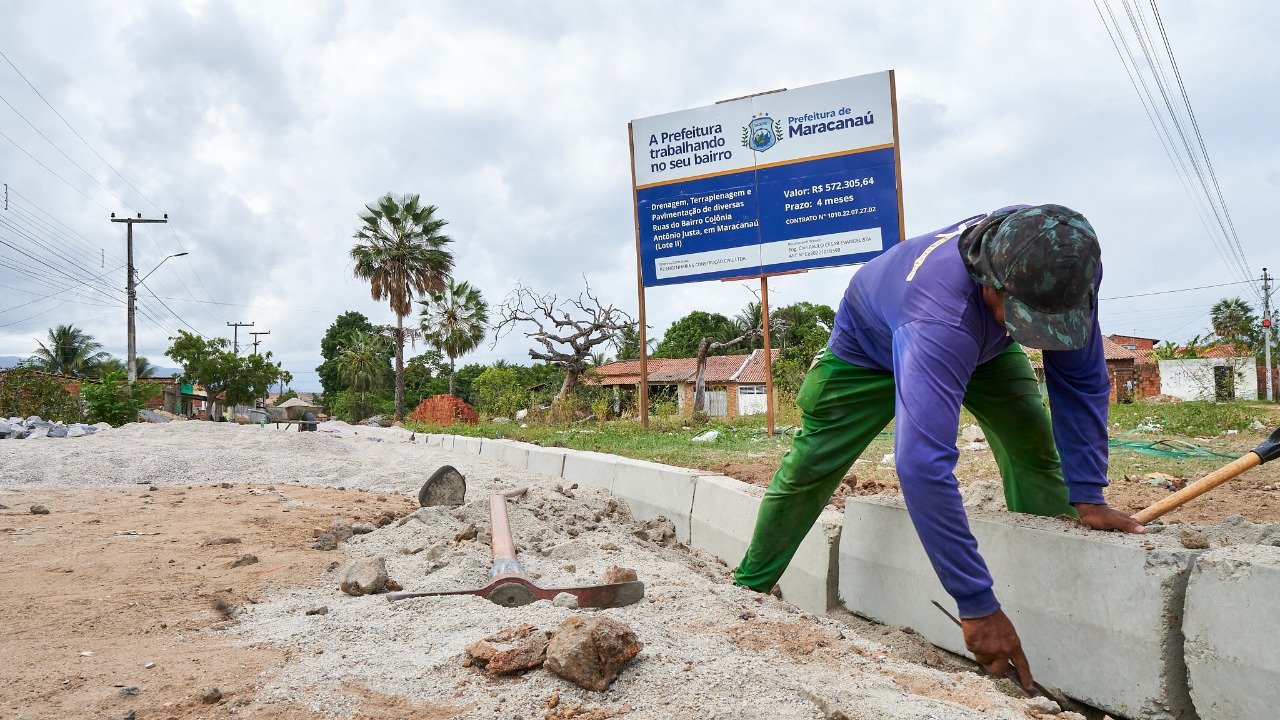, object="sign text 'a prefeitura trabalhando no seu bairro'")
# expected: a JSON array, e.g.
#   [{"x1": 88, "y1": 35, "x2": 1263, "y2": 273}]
[{"x1": 629, "y1": 71, "x2": 903, "y2": 287}]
